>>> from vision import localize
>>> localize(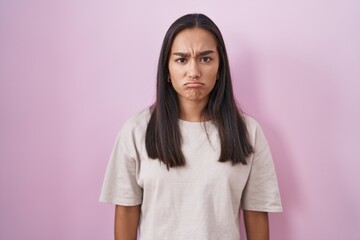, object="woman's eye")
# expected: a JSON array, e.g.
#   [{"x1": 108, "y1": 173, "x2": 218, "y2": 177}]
[
  {"x1": 201, "y1": 57, "x2": 213, "y2": 62},
  {"x1": 175, "y1": 58, "x2": 187, "y2": 63}
]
